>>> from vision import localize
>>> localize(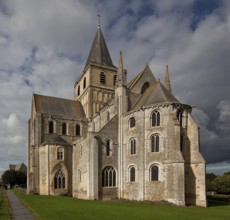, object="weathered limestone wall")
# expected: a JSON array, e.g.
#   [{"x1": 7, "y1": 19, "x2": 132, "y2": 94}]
[
  {"x1": 72, "y1": 136, "x2": 90, "y2": 199},
  {"x1": 185, "y1": 114, "x2": 207, "y2": 207},
  {"x1": 39, "y1": 144, "x2": 72, "y2": 196}
]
